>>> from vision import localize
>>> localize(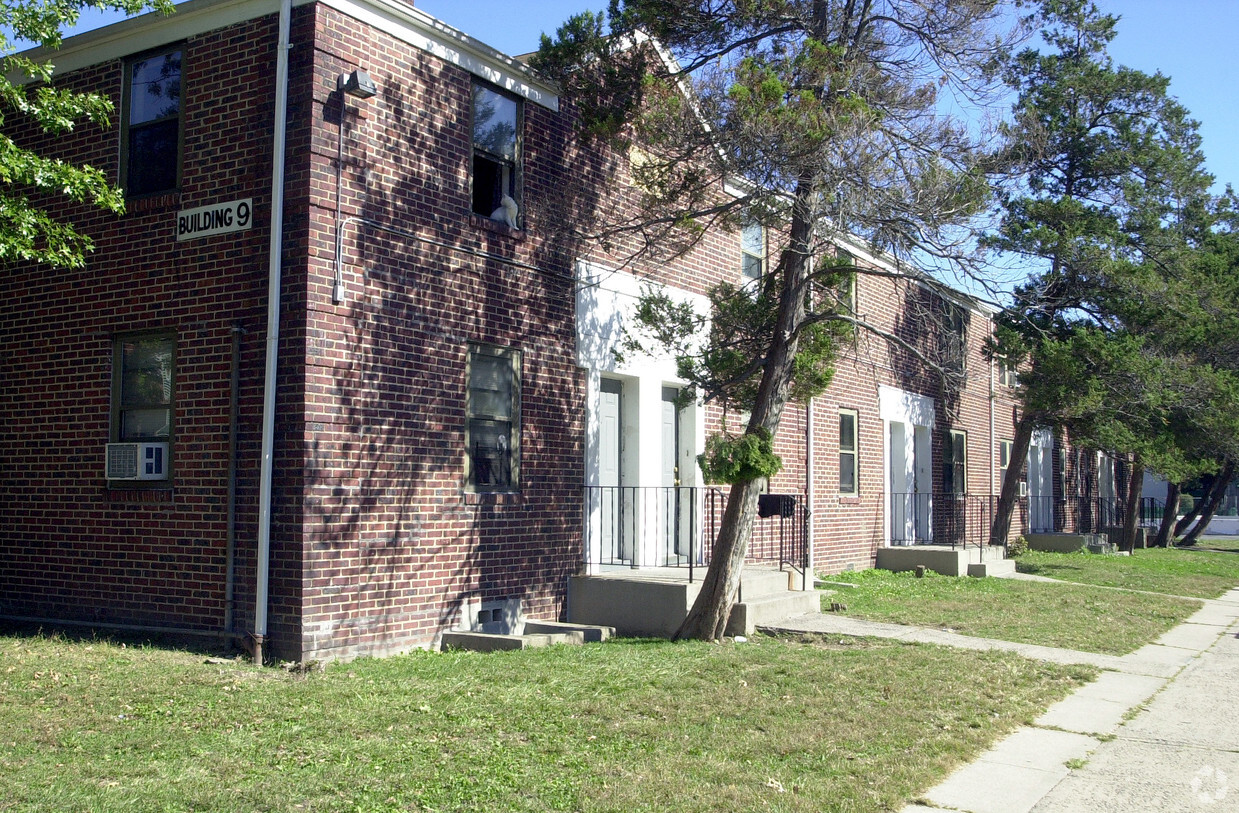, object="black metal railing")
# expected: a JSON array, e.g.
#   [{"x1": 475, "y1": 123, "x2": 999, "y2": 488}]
[
  {"x1": 888, "y1": 492, "x2": 993, "y2": 552},
  {"x1": 583, "y1": 486, "x2": 808, "y2": 583}
]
